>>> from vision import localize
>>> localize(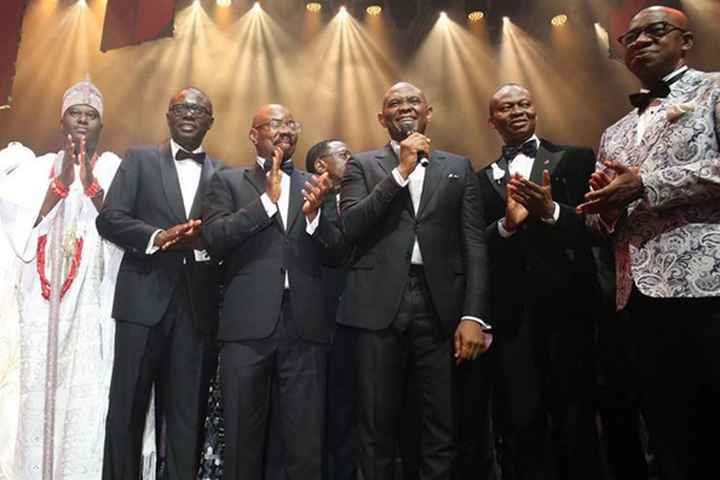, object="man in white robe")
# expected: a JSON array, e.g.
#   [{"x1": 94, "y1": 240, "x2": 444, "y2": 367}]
[{"x1": 0, "y1": 80, "x2": 153, "y2": 480}]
